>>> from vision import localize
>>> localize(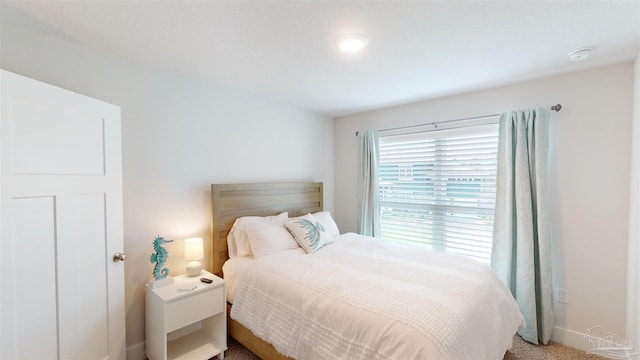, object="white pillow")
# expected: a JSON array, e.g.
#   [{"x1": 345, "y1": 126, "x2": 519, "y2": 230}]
[
  {"x1": 246, "y1": 222, "x2": 299, "y2": 258},
  {"x1": 227, "y1": 212, "x2": 288, "y2": 257},
  {"x1": 312, "y1": 211, "x2": 340, "y2": 238},
  {"x1": 284, "y1": 213, "x2": 333, "y2": 253}
]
